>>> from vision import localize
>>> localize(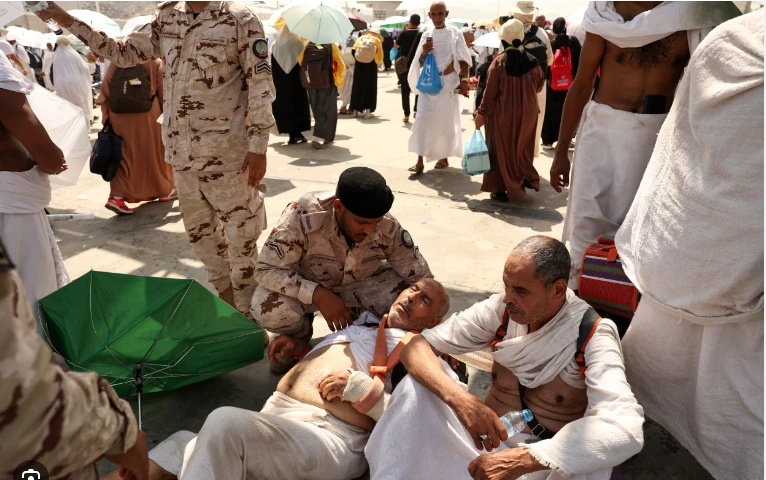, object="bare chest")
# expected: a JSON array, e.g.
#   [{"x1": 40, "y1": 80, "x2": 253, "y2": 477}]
[{"x1": 485, "y1": 363, "x2": 588, "y2": 432}]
